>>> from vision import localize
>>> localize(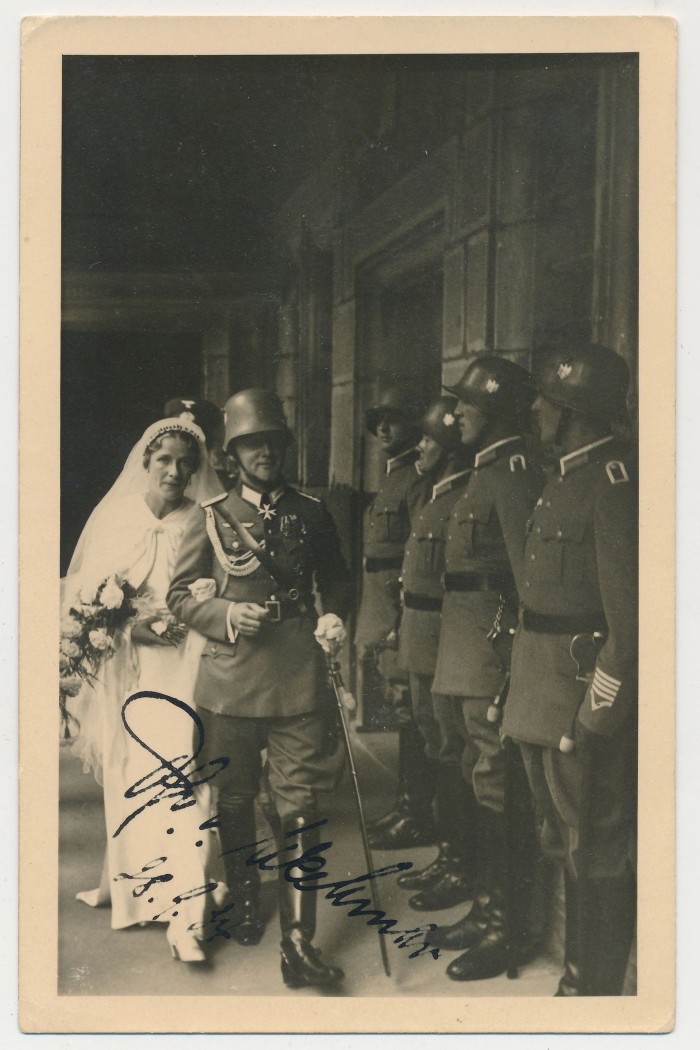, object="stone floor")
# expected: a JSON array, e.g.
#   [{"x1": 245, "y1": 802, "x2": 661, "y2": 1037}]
[{"x1": 58, "y1": 726, "x2": 565, "y2": 999}]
